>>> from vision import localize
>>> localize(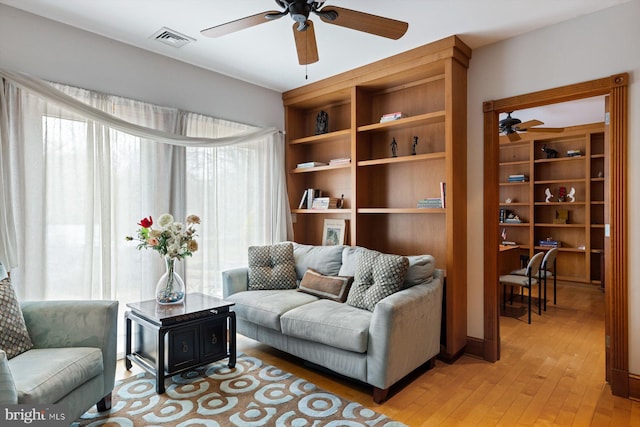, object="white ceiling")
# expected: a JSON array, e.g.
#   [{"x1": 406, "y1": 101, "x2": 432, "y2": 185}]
[{"x1": 0, "y1": 0, "x2": 630, "y2": 93}]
